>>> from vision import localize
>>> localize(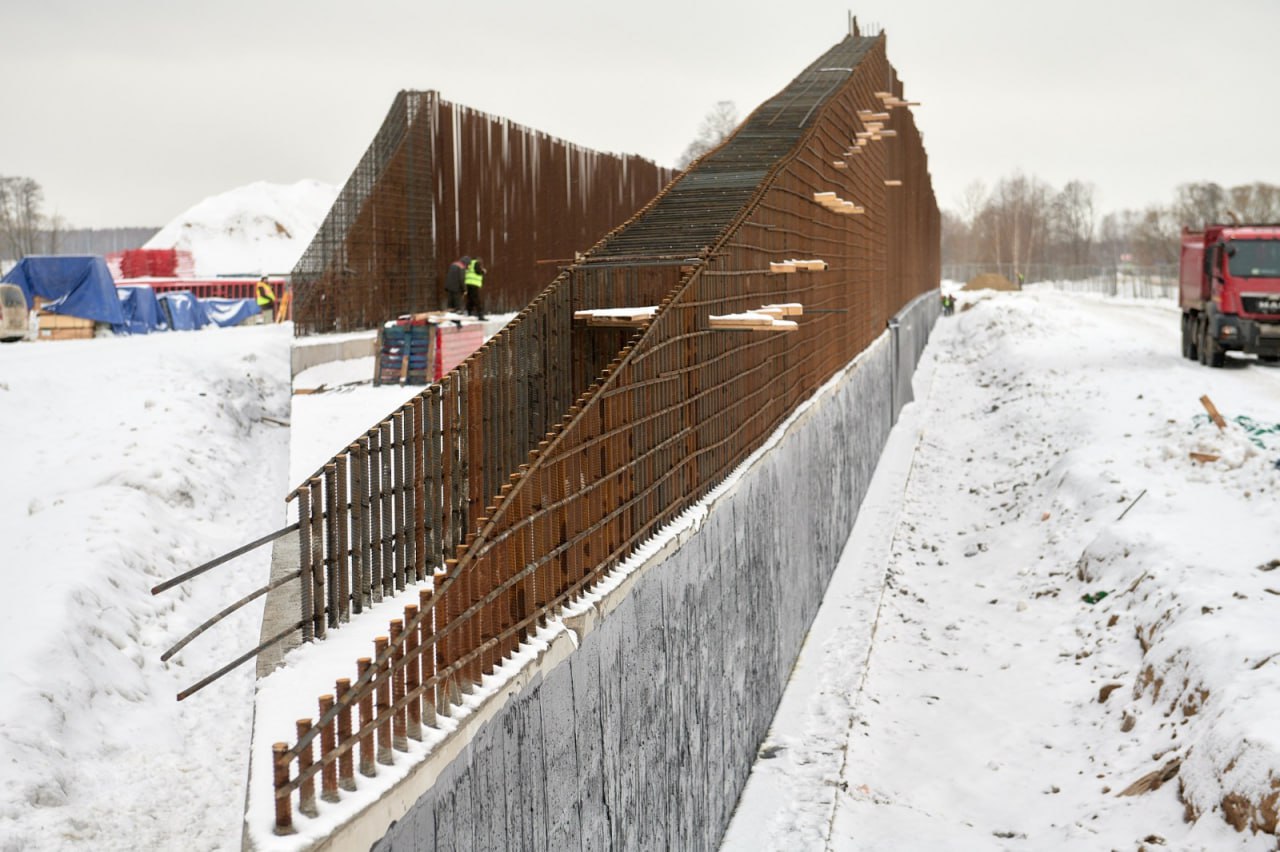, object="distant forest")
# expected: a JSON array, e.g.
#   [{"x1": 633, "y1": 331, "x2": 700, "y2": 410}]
[
  {"x1": 943, "y1": 176, "x2": 1280, "y2": 278},
  {"x1": 46, "y1": 227, "x2": 159, "y2": 256},
  {"x1": 0, "y1": 174, "x2": 157, "y2": 263}
]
